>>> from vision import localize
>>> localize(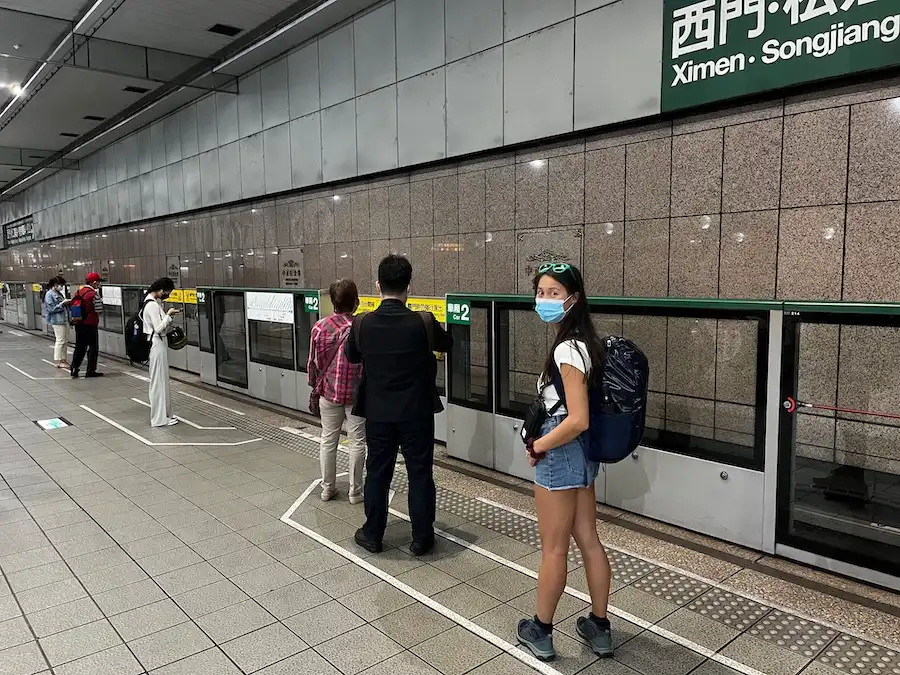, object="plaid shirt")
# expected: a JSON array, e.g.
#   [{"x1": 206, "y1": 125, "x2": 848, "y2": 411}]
[{"x1": 308, "y1": 312, "x2": 361, "y2": 405}]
